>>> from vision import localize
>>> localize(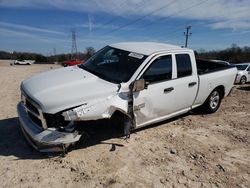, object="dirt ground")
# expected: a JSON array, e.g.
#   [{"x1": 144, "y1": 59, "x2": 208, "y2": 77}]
[{"x1": 0, "y1": 63, "x2": 249, "y2": 188}]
